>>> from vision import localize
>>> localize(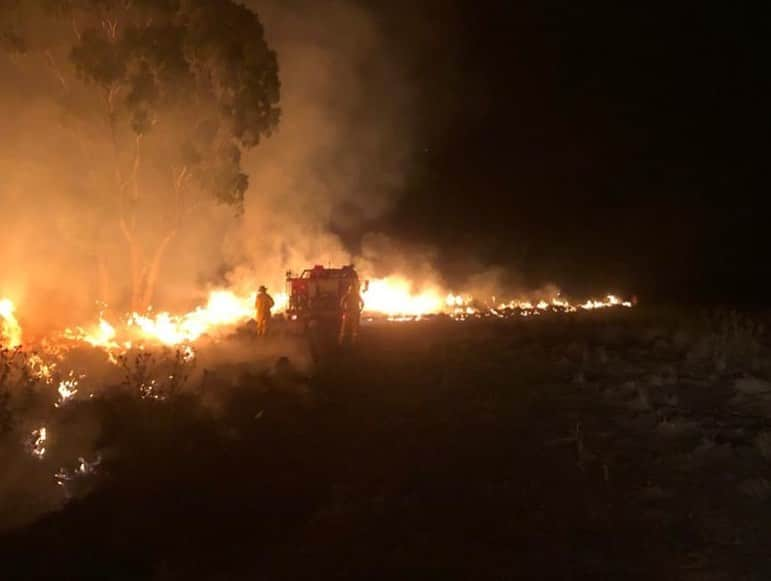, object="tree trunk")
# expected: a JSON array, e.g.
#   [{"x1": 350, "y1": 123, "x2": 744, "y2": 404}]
[
  {"x1": 127, "y1": 241, "x2": 144, "y2": 313},
  {"x1": 138, "y1": 230, "x2": 177, "y2": 312},
  {"x1": 113, "y1": 138, "x2": 183, "y2": 312},
  {"x1": 96, "y1": 253, "x2": 111, "y2": 306}
]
